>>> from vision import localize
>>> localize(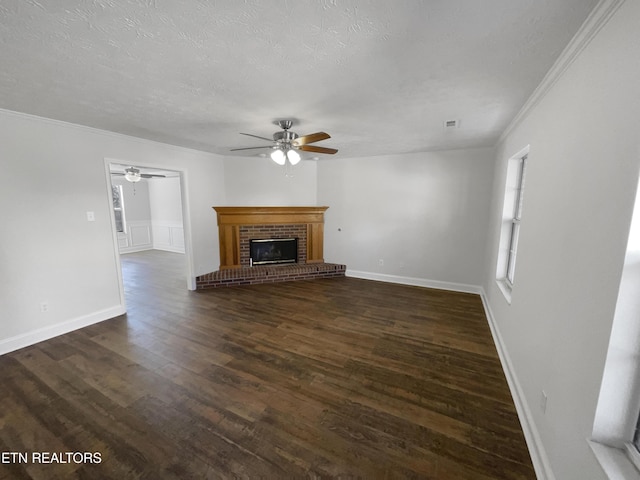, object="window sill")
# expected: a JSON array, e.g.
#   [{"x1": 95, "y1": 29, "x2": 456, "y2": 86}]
[
  {"x1": 589, "y1": 440, "x2": 640, "y2": 479},
  {"x1": 496, "y1": 279, "x2": 513, "y2": 304}
]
